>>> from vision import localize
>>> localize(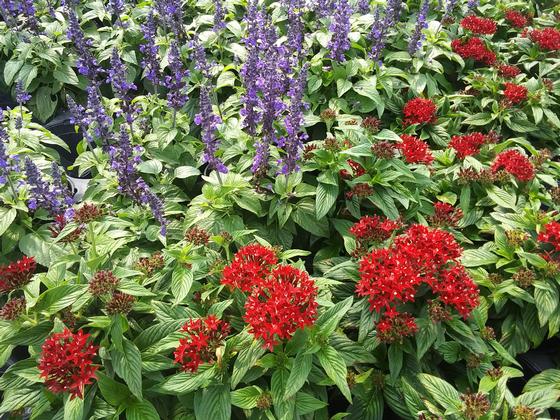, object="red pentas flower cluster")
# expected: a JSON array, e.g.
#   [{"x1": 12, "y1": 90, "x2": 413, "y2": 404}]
[
  {"x1": 398, "y1": 135, "x2": 434, "y2": 165},
  {"x1": 428, "y1": 202, "x2": 463, "y2": 227},
  {"x1": 376, "y1": 309, "x2": 418, "y2": 344},
  {"x1": 502, "y1": 82, "x2": 528, "y2": 105},
  {"x1": 0, "y1": 256, "x2": 36, "y2": 294},
  {"x1": 460, "y1": 16, "x2": 497, "y2": 35},
  {"x1": 491, "y1": 150, "x2": 535, "y2": 182},
  {"x1": 221, "y1": 244, "x2": 278, "y2": 292},
  {"x1": 505, "y1": 10, "x2": 529, "y2": 29},
  {"x1": 38, "y1": 329, "x2": 98, "y2": 399},
  {"x1": 497, "y1": 64, "x2": 521, "y2": 78},
  {"x1": 350, "y1": 215, "x2": 402, "y2": 243},
  {"x1": 451, "y1": 37, "x2": 497, "y2": 65},
  {"x1": 402, "y1": 98, "x2": 437, "y2": 126},
  {"x1": 529, "y1": 28, "x2": 560, "y2": 51},
  {"x1": 538, "y1": 221, "x2": 560, "y2": 252},
  {"x1": 244, "y1": 265, "x2": 318, "y2": 349},
  {"x1": 449, "y1": 132, "x2": 488, "y2": 158},
  {"x1": 174, "y1": 315, "x2": 230, "y2": 372},
  {"x1": 356, "y1": 224, "x2": 479, "y2": 321}
]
